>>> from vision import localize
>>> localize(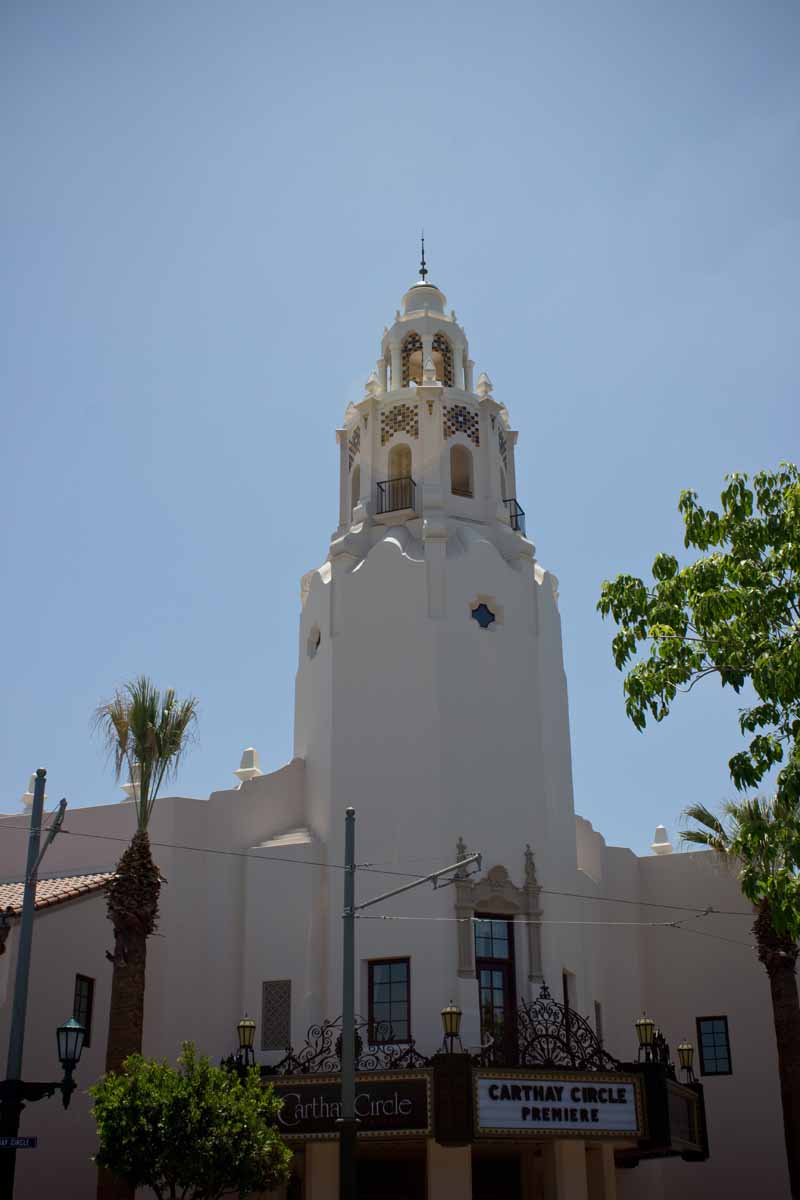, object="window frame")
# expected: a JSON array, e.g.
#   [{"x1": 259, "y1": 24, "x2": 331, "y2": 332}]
[
  {"x1": 367, "y1": 957, "x2": 411, "y2": 1045},
  {"x1": 696, "y1": 1015, "x2": 733, "y2": 1076},
  {"x1": 475, "y1": 913, "x2": 518, "y2": 1064},
  {"x1": 73, "y1": 973, "x2": 95, "y2": 1048}
]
